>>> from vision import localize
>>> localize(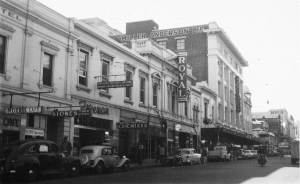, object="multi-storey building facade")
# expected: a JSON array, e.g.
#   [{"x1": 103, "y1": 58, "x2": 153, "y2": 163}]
[
  {"x1": 113, "y1": 20, "x2": 254, "y2": 146},
  {"x1": 0, "y1": 0, "x2": 75, "y2": 146},
  {"x1": 0, "y1": 0, "x2": 205, "y2": 161}
]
